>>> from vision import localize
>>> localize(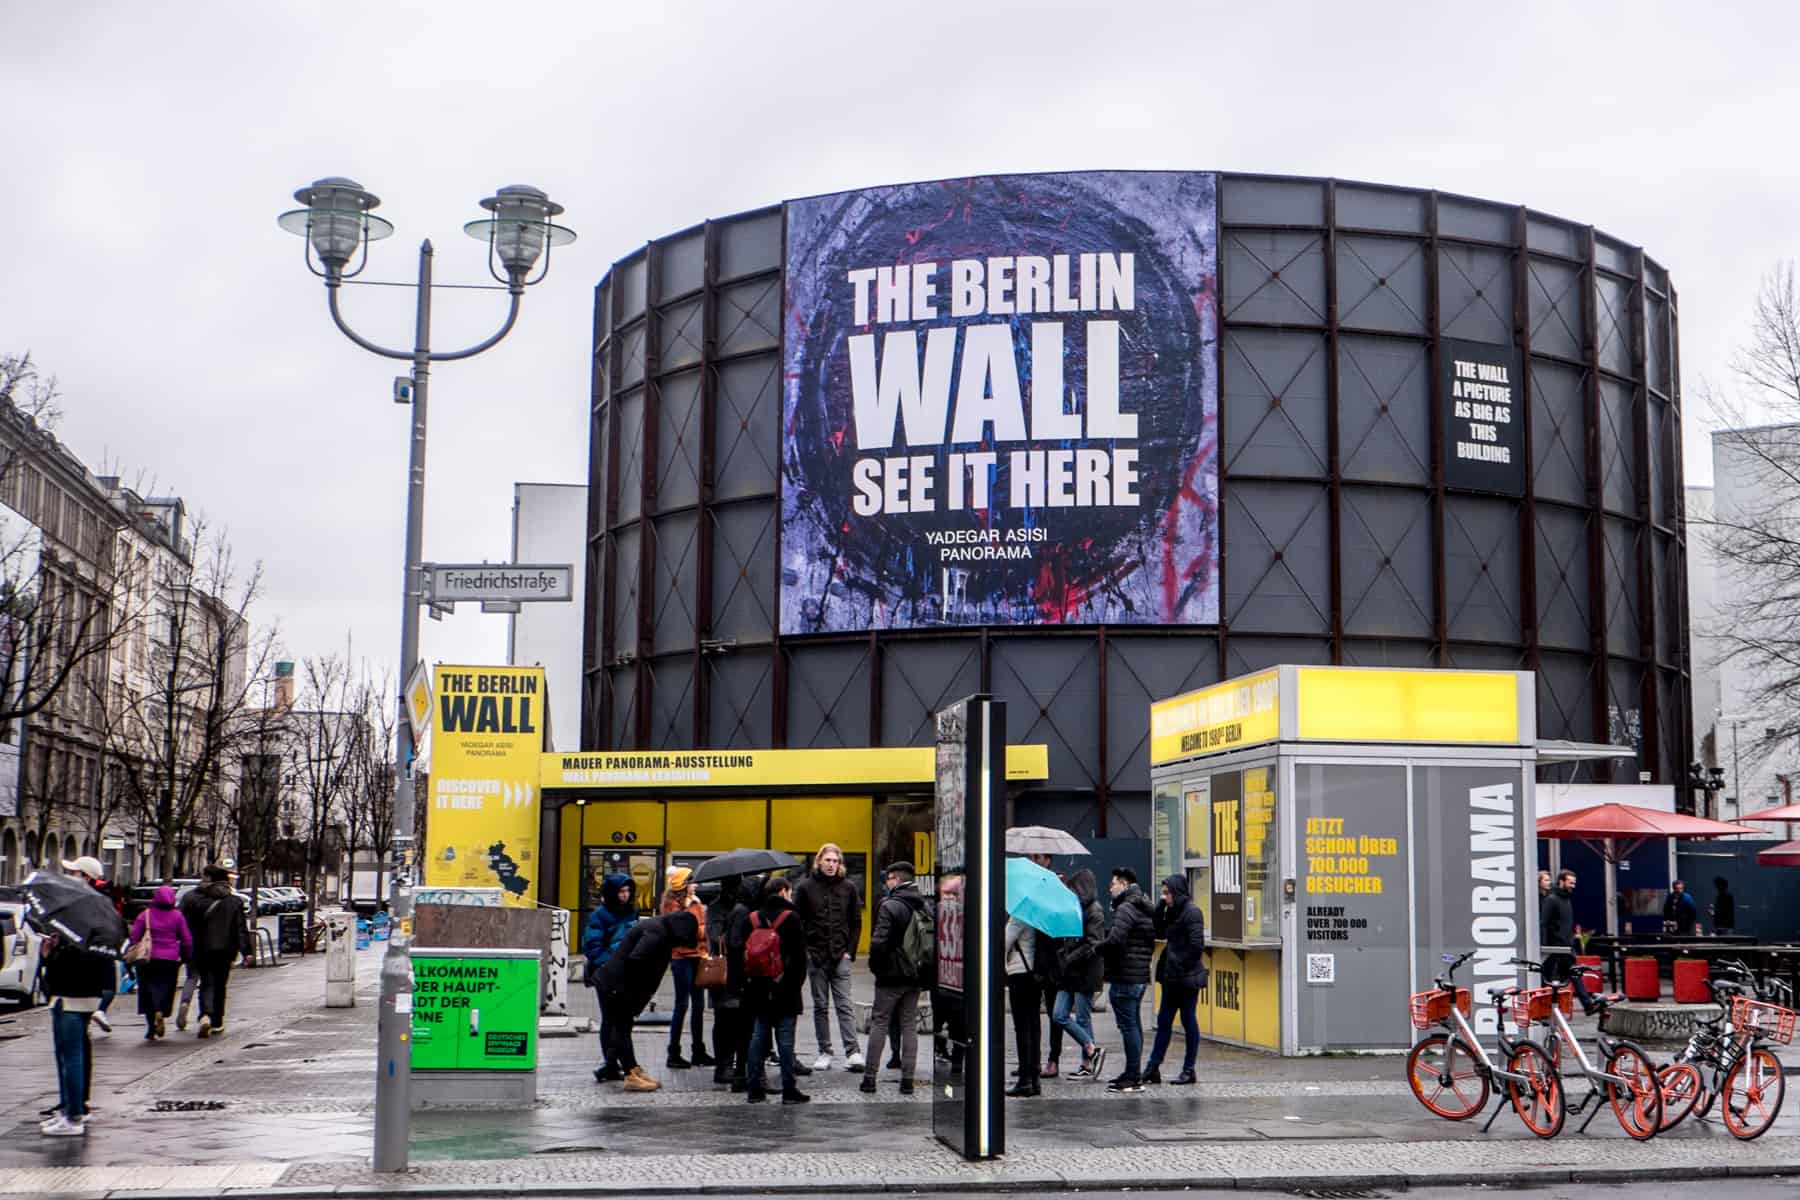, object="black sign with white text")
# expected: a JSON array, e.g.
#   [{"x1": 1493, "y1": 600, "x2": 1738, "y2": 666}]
[{"x1": 1441, "y1": 338, "x2": 1525, "y2": 496}]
